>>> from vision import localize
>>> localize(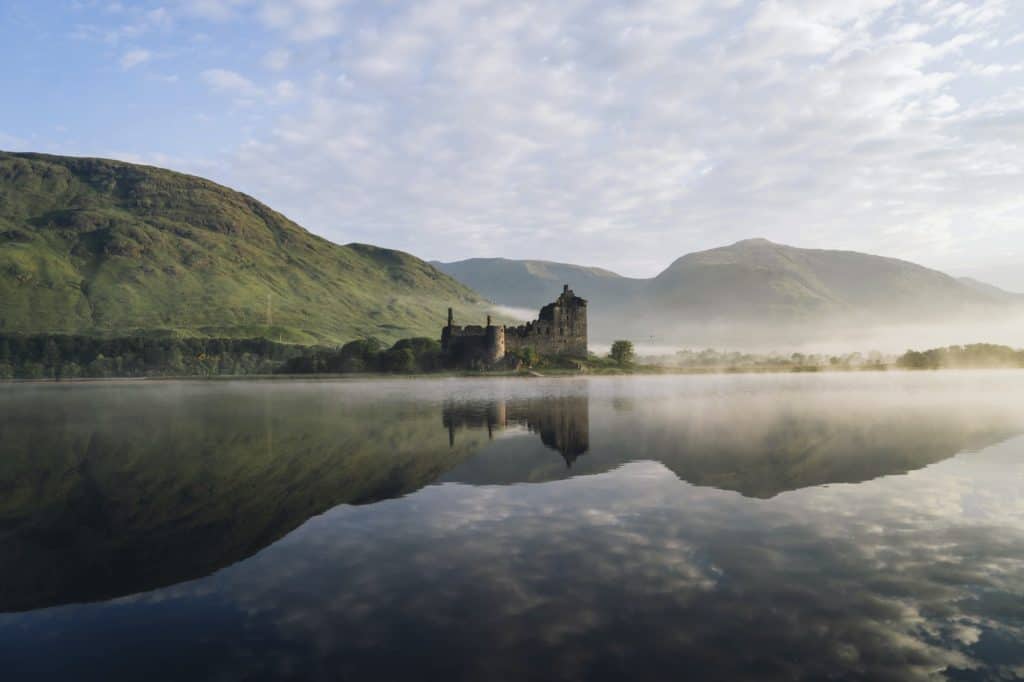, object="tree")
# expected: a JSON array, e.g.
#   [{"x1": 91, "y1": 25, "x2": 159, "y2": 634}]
[
  {"x1": 166, "y1": 346, "x2": 184, "y2": 373},
  {"x1": 43, "y1": 339, "x2": 61, "y2": 368},
  {"x1": 508, "y1": 347, "x2": 539, "y2": 368},
  {"x1": 609, "y1": 340, "x2": 635, "y2": 366},
  {"x1": 380, "y1": 347, "x2": 416, "y2": 373}
]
